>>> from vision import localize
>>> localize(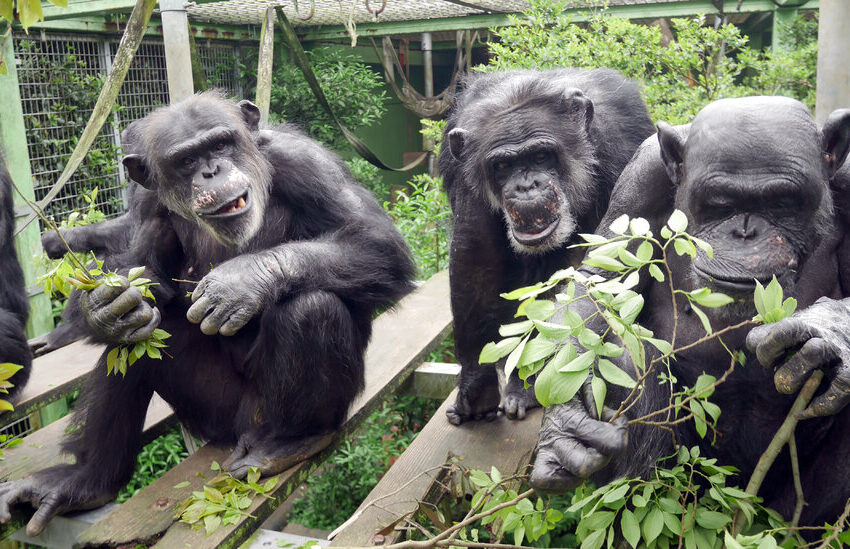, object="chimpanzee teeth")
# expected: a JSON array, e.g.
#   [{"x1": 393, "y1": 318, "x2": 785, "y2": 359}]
[{"x1": 237, "y1": 196, "x2": 246, "y2": 209}]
